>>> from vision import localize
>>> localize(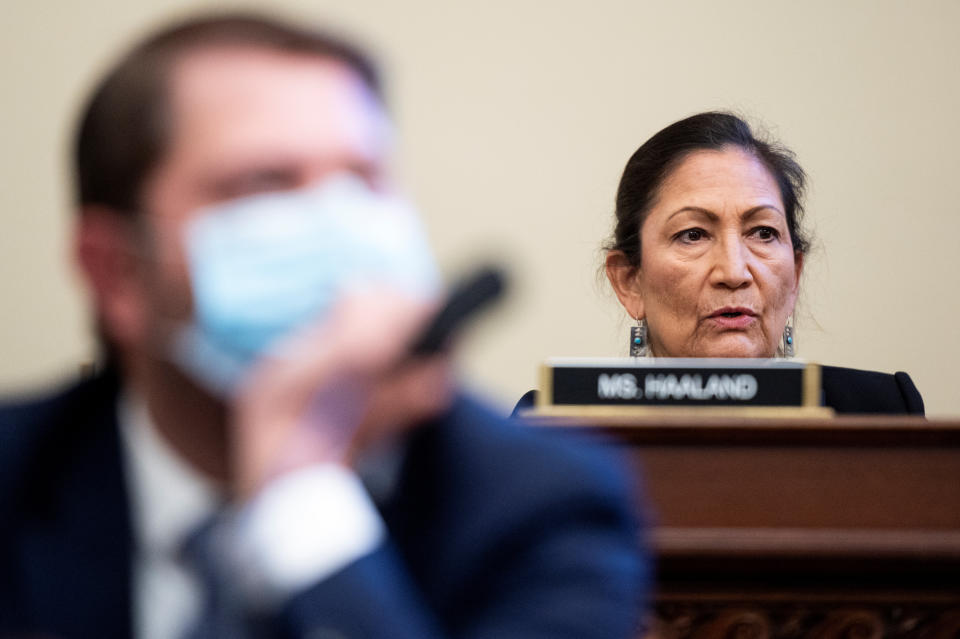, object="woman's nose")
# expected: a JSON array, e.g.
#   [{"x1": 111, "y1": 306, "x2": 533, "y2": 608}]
[{"x1": 709, "y1": 234, "x2": 753, "y2": 289}]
